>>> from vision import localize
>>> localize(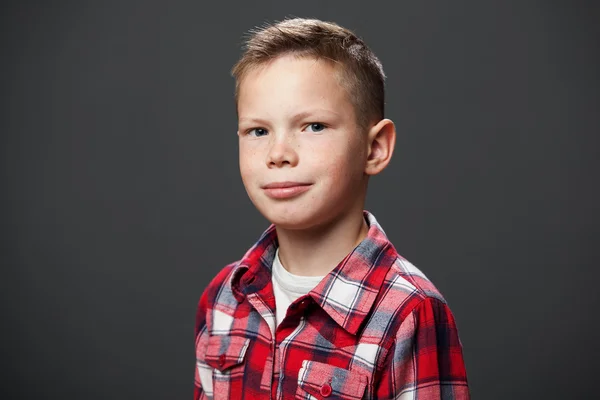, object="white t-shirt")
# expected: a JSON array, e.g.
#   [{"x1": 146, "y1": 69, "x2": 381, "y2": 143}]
[{"x1": 271, "y1": 248, "x2": 325, "y2": 327}]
